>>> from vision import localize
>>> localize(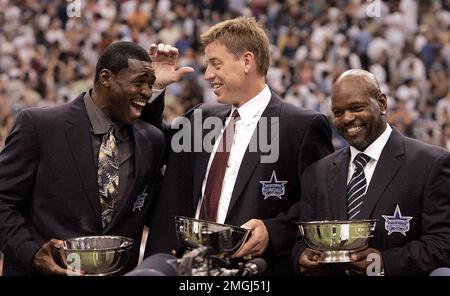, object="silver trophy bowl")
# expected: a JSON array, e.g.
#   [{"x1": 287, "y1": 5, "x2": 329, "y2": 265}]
[
  {"x1": 298, "y1": 219, "x2": 376, "y2": 263},
  {"x1": 60, "y1": 235, "x2": 133, "y2": 276},
  {"x1": 175, "y1": 216, "x2": 249, "y2": 258}
]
